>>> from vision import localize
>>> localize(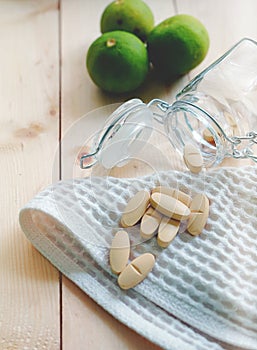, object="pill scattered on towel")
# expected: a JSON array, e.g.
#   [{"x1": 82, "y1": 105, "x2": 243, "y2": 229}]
[
  {"x1": 110, "y1": 230, "x2": 130, "y2": 274},
  {"x1": 110, "y1": 187, "x2": 210, "y2": 290},
  {"x1": 118, "y1": 253, "x2": 155, "y2": 290},
  {"x1": 121, "y1": 190, "x2": 150, "y2": 227}
]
